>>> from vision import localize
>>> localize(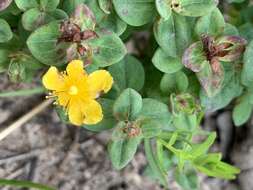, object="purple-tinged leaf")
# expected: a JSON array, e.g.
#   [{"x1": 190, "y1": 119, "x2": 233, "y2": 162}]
[
  {"x1": 72, "y1": 4, "x2": 96, "y2": 31},
  {"x1": 182, "y1": 41, "x2": 208, "y2": 72},
  {"x1": 215, "y1": 36, "x2": 247, "y2": 62},
  {"x1": 0, "y1": 0, "x2": 12, "y2": 11},
  {"x1": 197, "y1": 60, "x2": 224, "y2": 97}
]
